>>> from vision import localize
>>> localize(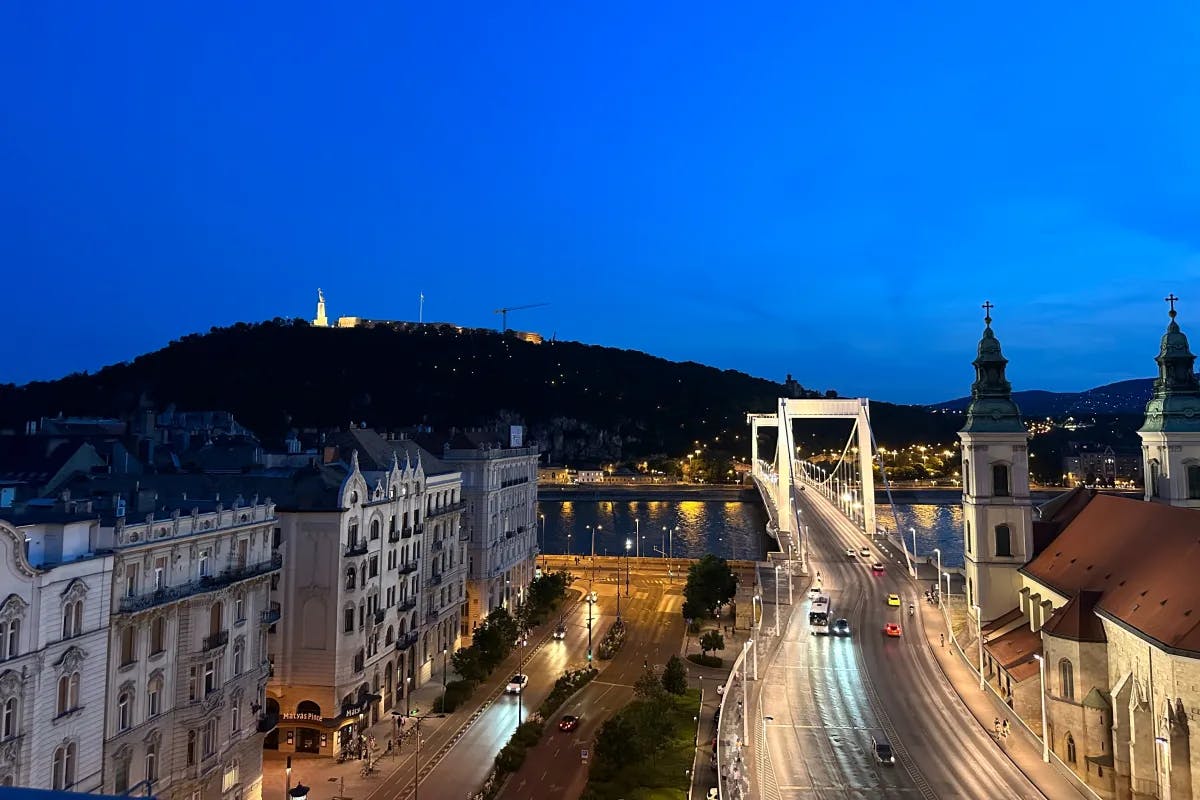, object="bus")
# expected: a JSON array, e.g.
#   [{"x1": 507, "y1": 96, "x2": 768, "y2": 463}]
[{"x1": 809, "y1": 596, "x2": 831, "y2": 635}]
